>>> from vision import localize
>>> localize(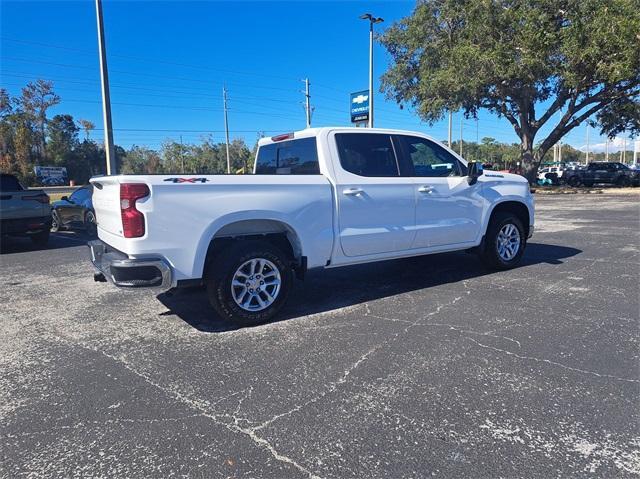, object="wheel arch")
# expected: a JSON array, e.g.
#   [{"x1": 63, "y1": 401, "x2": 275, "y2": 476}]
[
  {"x1": 197, "y1": 217, "x2": 304, "y2": 280},
  {"x1": 484, "y1": 200, "x2": 531, "y2": 238}
]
